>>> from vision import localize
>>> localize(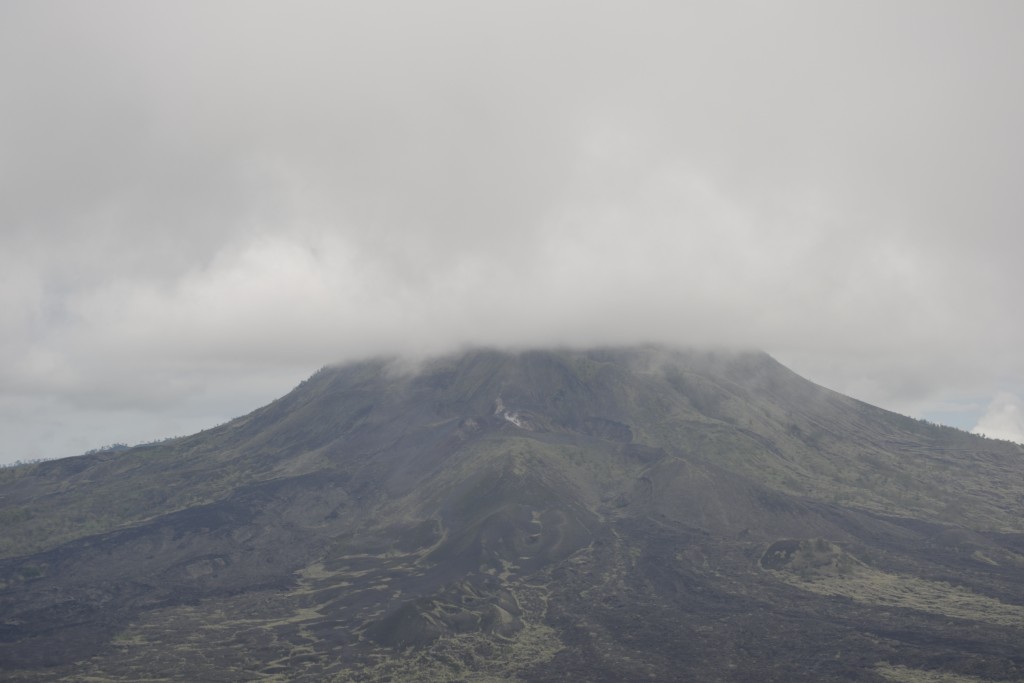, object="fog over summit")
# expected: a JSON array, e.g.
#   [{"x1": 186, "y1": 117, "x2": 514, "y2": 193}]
[{"x1": 2, "y1": 1, "x2": 1024, "y2": 462}]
